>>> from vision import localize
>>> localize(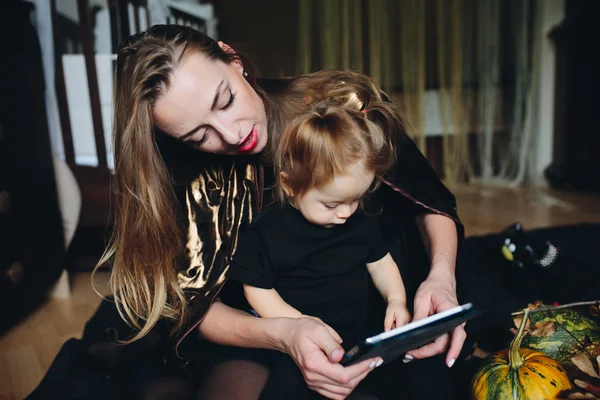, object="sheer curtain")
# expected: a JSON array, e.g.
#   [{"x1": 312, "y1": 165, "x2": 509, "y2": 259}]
[{"x1": 298, "y1": 0, "x2": 543, "y2": 186}]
